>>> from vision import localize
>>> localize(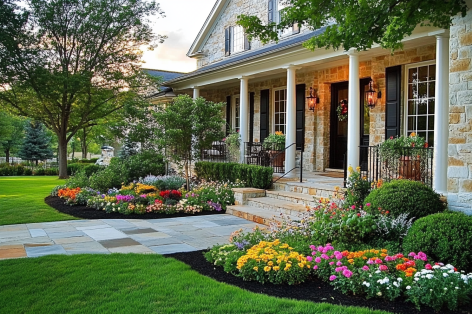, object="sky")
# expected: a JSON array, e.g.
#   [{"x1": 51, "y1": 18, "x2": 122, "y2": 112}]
[{"x1": 141, "y1": 0, "x2": 216, "y2": 73}]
